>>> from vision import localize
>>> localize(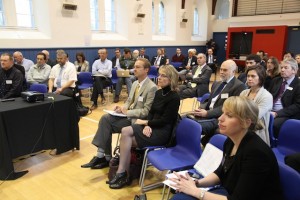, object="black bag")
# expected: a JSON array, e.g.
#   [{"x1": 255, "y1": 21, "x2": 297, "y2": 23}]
[
  {"x1": 76, "y1": 102, "x2": 91, "y2": 116},
  {"x1": 165, "y1": 114, "x2": 182, "y2": 147},
  {"x1": 134, "y1": 194, "x2": 147, "y2": 200}
]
